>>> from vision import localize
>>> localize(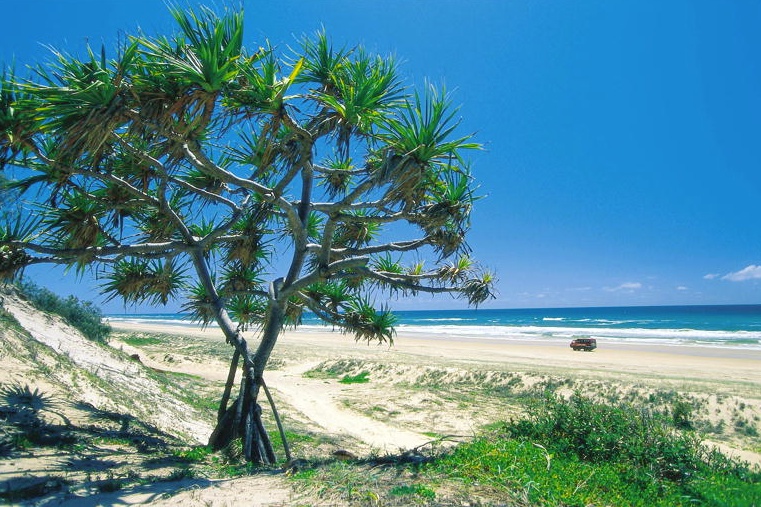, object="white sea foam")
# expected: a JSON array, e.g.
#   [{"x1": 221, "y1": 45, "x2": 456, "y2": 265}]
[
  {"x1": 415, "y1": 317, "x2": 471, "y2": 322},
  {"x1": 394, "y1": 324, "x2": 761, "y2": 349},
  {"x1": 107, "y1": 316, "x2": 204, "y2": 327},
  {"x1": 107, "y1": 314, "x2": 761, "y2": 350}
]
